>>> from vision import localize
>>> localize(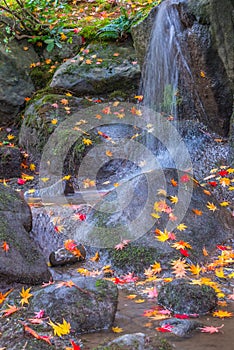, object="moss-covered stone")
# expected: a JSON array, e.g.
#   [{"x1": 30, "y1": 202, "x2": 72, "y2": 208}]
[{"x1": 158, "y1": 278, "x2": 218, "y2": 315}]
